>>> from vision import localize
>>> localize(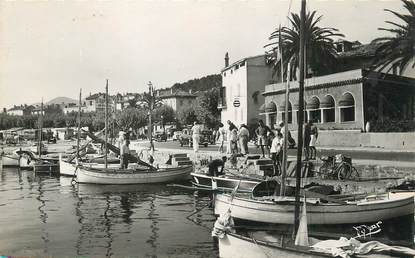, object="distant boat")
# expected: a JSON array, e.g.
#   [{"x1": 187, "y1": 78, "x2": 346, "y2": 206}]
[
  {"x1": 214, "y1": 193, "x2": 414, "y2": 225},
  {"x1": 76, "y1": 164, "x2": 193, "y2": 184}
]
